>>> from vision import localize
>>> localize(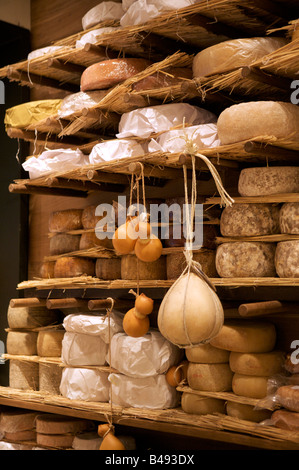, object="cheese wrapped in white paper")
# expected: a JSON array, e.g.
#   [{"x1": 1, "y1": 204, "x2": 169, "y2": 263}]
[
  {"x1": 76, "y1": 27, "x2": 121, "y2": 48},
  {"x1": 89, "y1": 138, "x2": 145, "y2": 163},
  {"x1": 62, "y1": 311, "x2": 123, "y2": 343},
  {"x1": 58, "y1": 91, "x2": 107, "y2": 118},
  {"x1": 61, "y1": 332, "x2": 108, "y2": 366},
  {"x1": 117, "y1": 103, "x2": 217, "y2": 139},
  {"x1": 82, "y1": 2, "x2": 124, "y2": 30},
  {"x1": 109, "y1": 373, "x2": 179, "y2": 409},
  {"x1": 60, "y1": 368, "x2": 109, "y2": 401},
  {"x1": 28, "y1": 46, "x2": 67, "y2": 61},
  {"x1": 22, "y1": 148, "x2": 89, "y2": 179},
  {"x1": 148, "y1": 124, "x2": 220, "y2": 153},
  {"x1": 107, "y1": 331, "x2": 182, "y2": 377}
]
